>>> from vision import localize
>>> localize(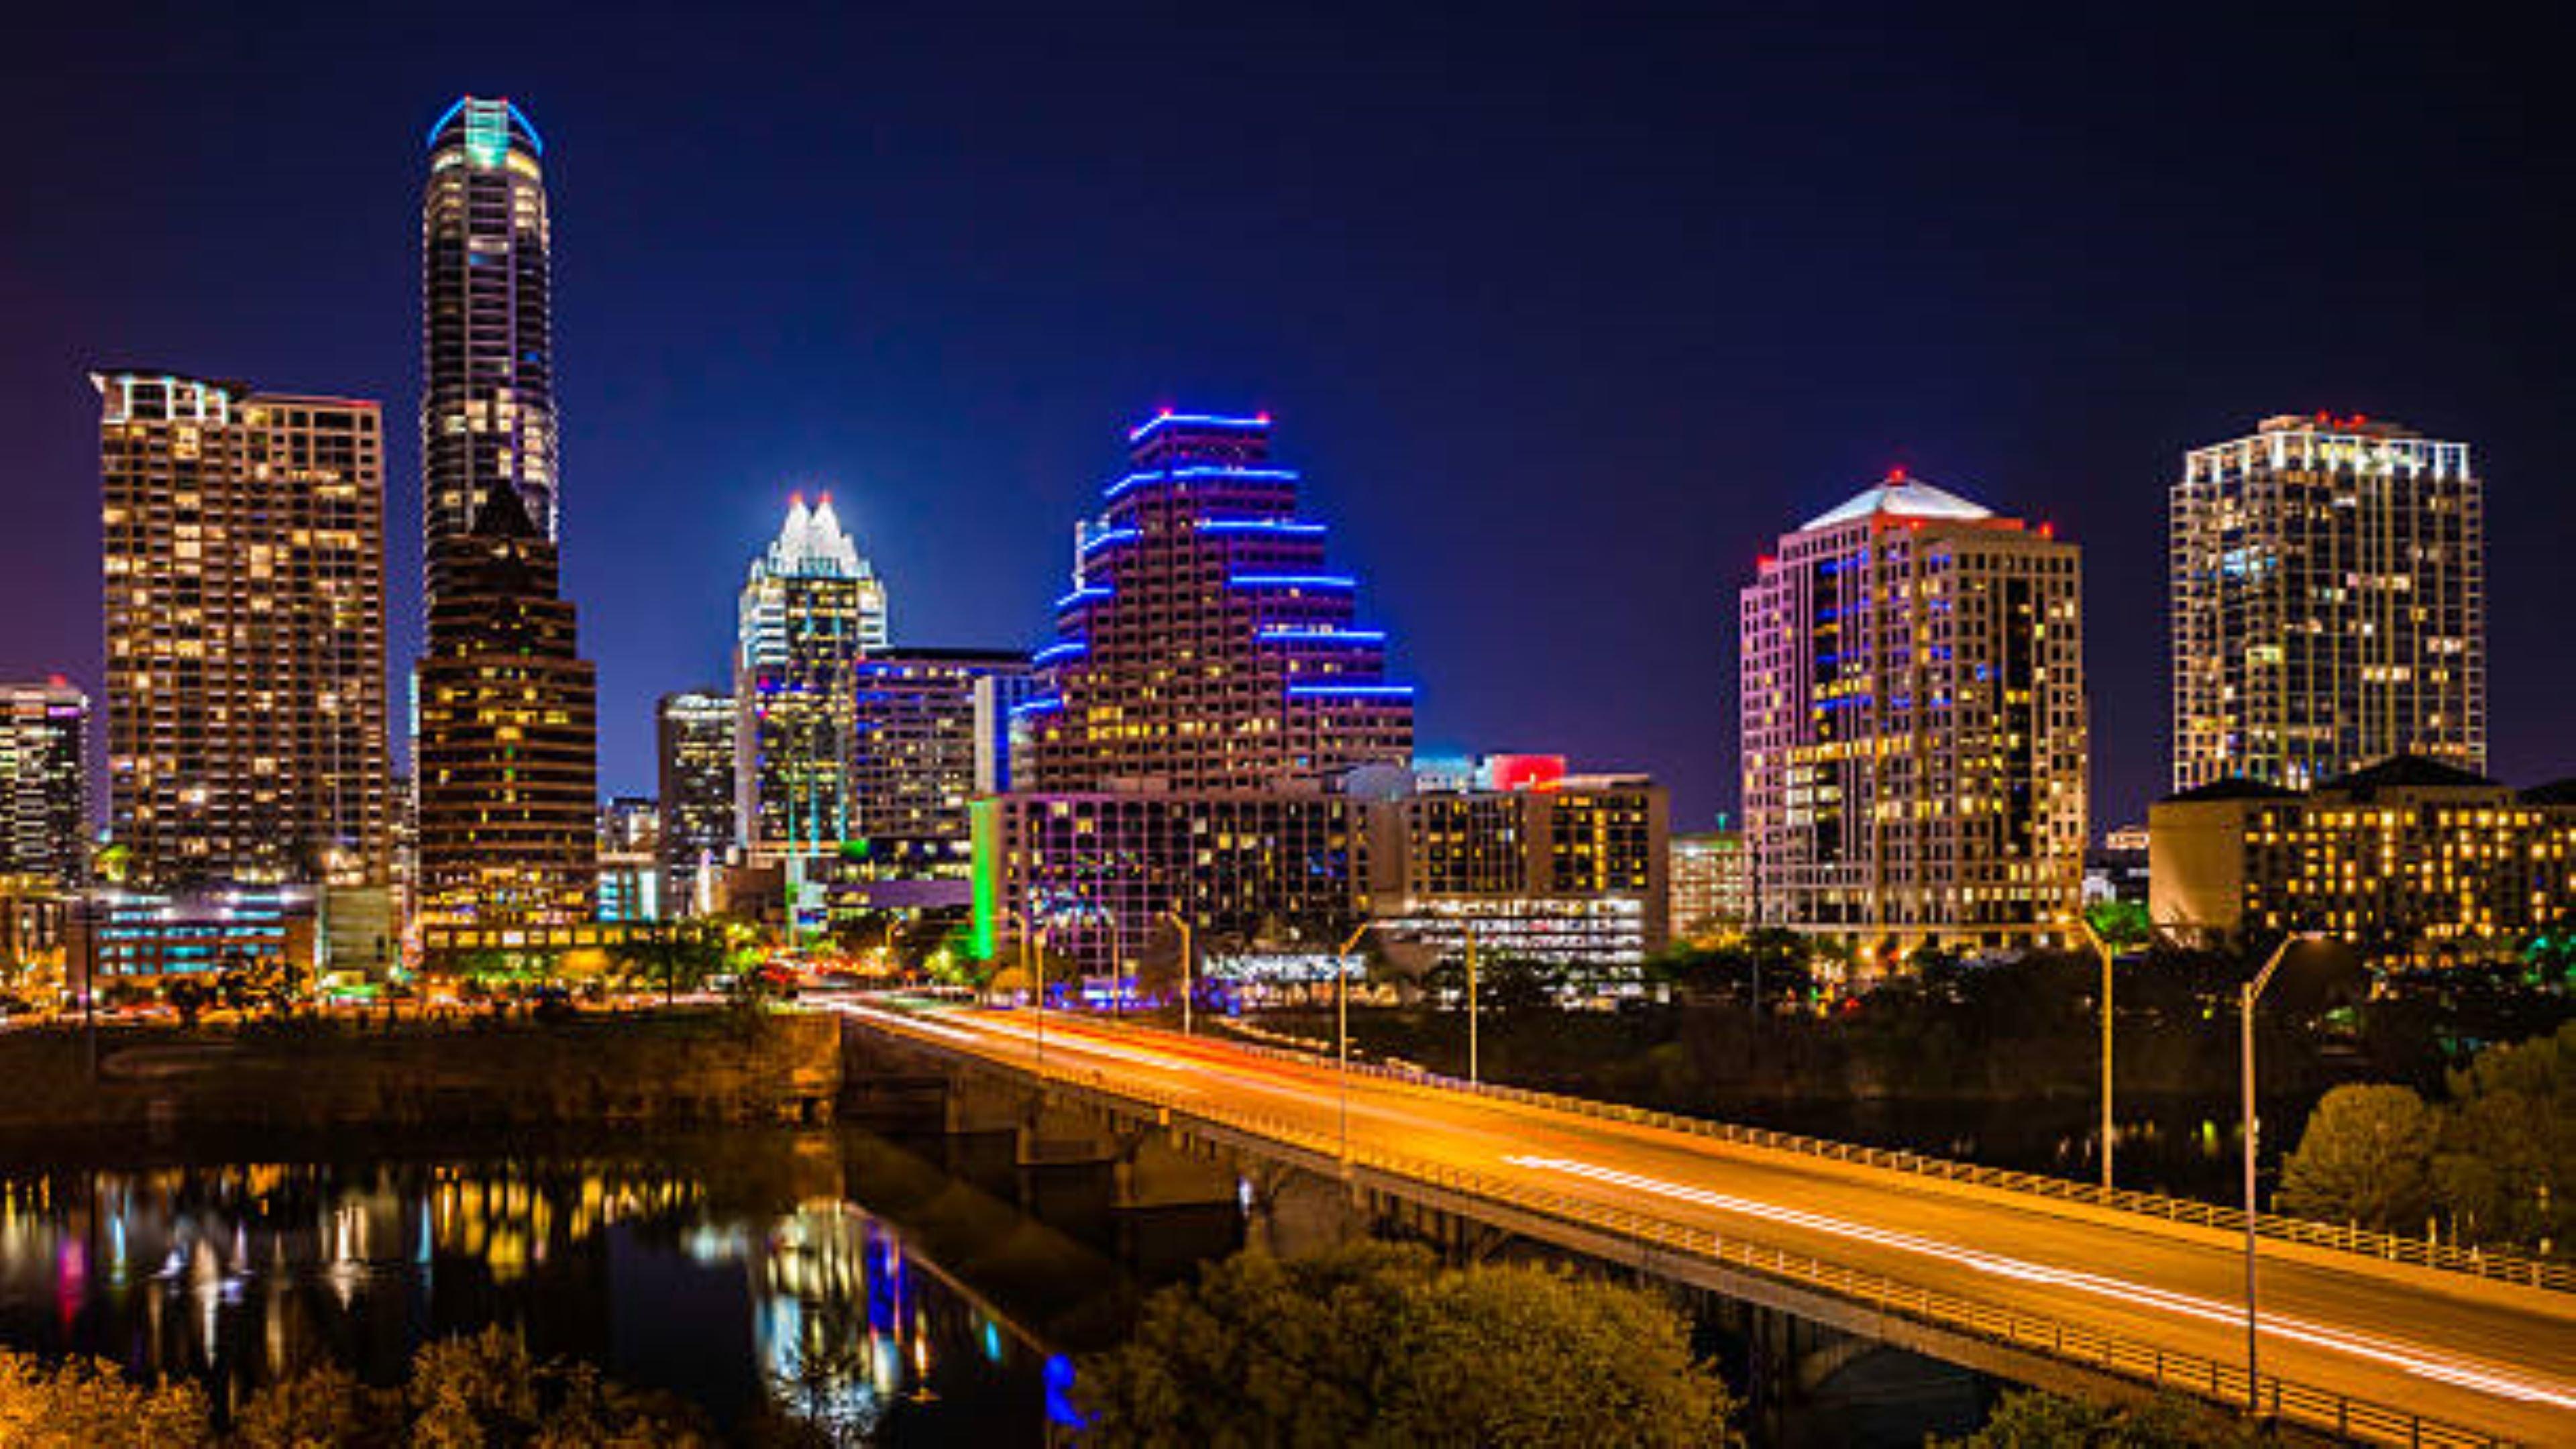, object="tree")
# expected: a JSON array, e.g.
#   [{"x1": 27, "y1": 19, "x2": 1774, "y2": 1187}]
[
  {"x1": 1075, "y1": 1242, "x2": 1738, "y2": 1446},
  {"x1": 2275, "y1": 1083, "x2": 2438, "y2": 1231},
  {"x1": 2086, "y1": 899, "x2": 2154, "y2": 952},
  {"x1": 2432, "y1": 1022, "x2": 2575, "y2": 1250},
  {"x1": 613, "y1": 925, "x2": 725, "y2": 1005},
  {"x1": 0, "y1": 1352, "x2": 211, "y2": 1448},
  {"x1": 1933, "y1": 1389, "x2": 2265, "y2": 1446}
]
